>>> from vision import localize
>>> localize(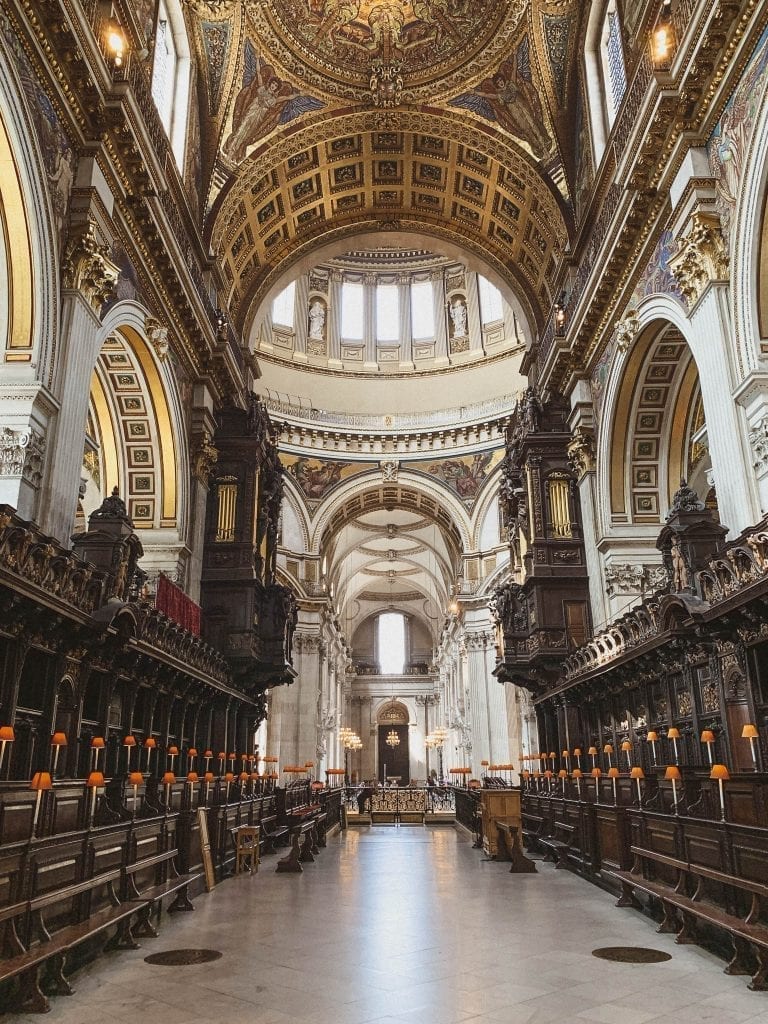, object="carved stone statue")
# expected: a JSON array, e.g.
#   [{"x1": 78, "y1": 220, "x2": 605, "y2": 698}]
[
  {"x1": 308, "y1": 300, "x2": 326, "y2": 340},
  {"x1": 450, "y1": 298, "x2": 468, "y2": 338}
]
